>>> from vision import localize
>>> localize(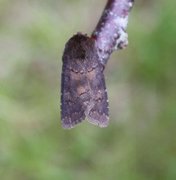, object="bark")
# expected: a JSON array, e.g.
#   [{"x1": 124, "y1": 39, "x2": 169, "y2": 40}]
[{"x1": 92, "y1": 0, "x2": 134, "y2": 65}]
